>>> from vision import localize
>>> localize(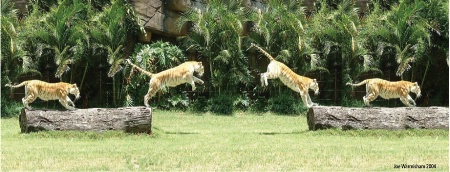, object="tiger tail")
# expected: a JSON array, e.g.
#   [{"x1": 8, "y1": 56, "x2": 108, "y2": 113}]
[
  {"x1": 126, "y1": 59, "x2": 153, "y2": 77},
  {"x1": 346, "y1": 79, "x2": 370, "y2": 87},
  {"x1": 5, "y1": 81, "x2": 29, "y2": 88},
  {"x1": 250, "y1": 43, "x2": 275, "y2": 61}
]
